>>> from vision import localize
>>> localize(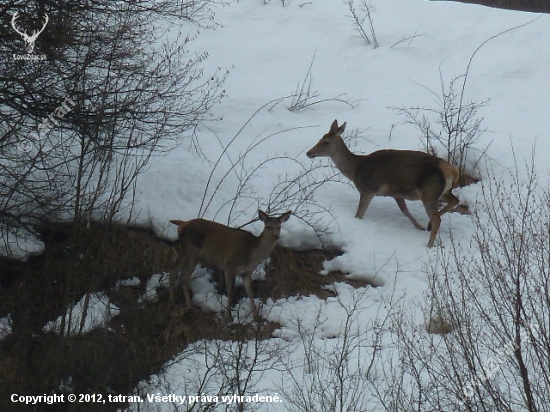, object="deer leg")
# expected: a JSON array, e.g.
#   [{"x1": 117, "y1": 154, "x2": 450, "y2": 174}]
[
  {"x1": 355, "y1": 192, "x2": 374, "y2": 219},
  {"x1": 218, "y1": 269, "x2": 226, "y2": 294},
  {"x1": 425, "y1": 192, "x2": 459, "y2": 246},
  {"x1": 438, "y1": 192, "x2": 460, "y2": 217},
  {"x1": 242, "y1": 274, "x2": 260, "y2": 321},
  {"x1": 423, "y1": 197, "x2": 441, "y2": 248},
  {"x1": 169, "y1": 259, "x2": 185, "y2": 303},
  {"x1": 169, "y1": 258, "x2": 195, "y2": 308},
  {"x1": 224, "y1": 271, "x2": 235, "y2": 322},
  {"x1": 426, "y1": 215, "x2": 441, "y2": 248},
  {"x1": 394, "y1": 198, "x2": 425, "y2": 230},
  {"x1": 427, "y1": 192, "x2": 460, "y2": 231},
  {"x1": 181, "y1": 260, "x2": 196, "y2": 309}
]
